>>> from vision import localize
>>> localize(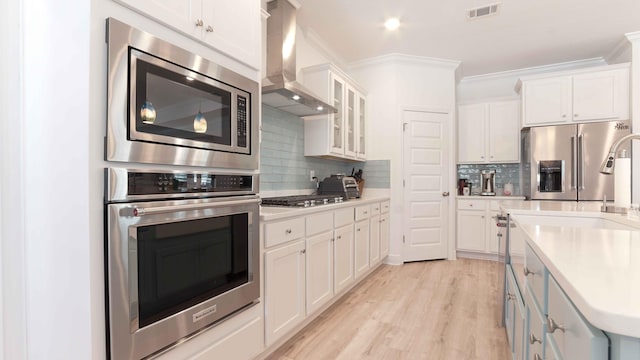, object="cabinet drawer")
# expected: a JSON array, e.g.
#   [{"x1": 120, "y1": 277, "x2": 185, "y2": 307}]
[
  {"x1": 264, "y1": 217, "x2": 305, "y2": 248},
  {"x1": 526, "y1": 287, "x2": 546, "y2": 360},
  {"x1": 457, "y1": 199, "x2": 487, "y2": 210},
  {"x1": 524, "y1": 244, "x2": 547, "y2": 312},
  {"x1": 355, "y1": 205, "x2": 371, "y2": 221},
  {"x1": 334, "y1": 207, "x2": 354, "y2": 228},
  {"x1": 547, "y1": 275, "x2": 608, "y2": 360},
  {"x1": 381, "y1": 200, "x2": 390, "y2": 213},
  {"x1": 306, "y1": 211, "x2": 333, "y2": 236},
  {"x1": 370, "y1": 203, "x2": 381, "y2": 216}
]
